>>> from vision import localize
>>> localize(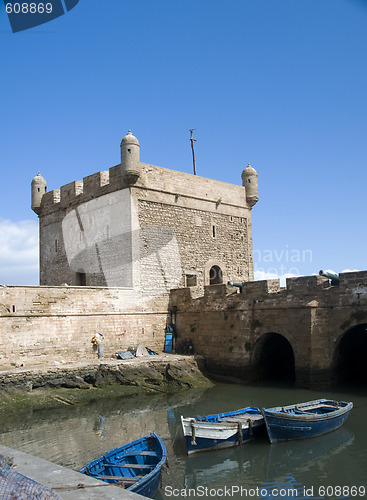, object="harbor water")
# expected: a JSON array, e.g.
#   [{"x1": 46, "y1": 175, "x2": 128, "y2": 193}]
[{"x1": 0, "y1": 382, "x2": 366, "y2": 499}]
